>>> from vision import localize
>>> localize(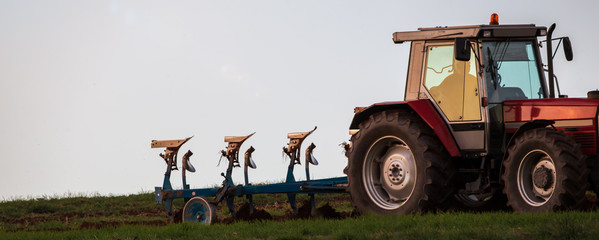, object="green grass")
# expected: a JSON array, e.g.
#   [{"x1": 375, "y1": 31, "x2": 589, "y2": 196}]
[
  {"x1": 4, "y1": 212, "x2": 599, "y2": 240},
  {"x1": 3, "y1": 192, "x2": 599, "y2": 239},
  {"x1": 0, "y1": 193, "x2": 165, "y2": 232}
]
